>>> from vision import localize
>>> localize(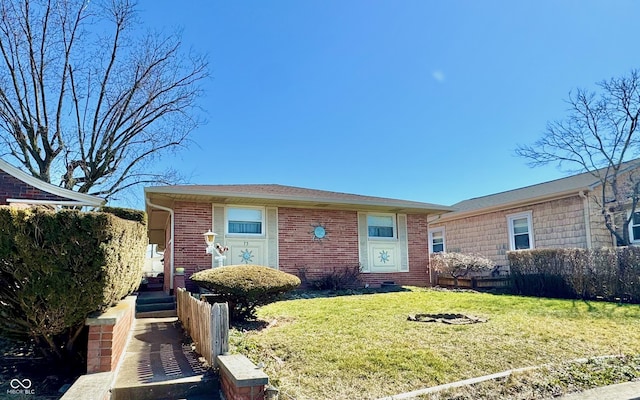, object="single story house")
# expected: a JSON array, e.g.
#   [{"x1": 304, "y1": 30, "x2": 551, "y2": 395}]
[
  {"x1": 0, "y1": 158, "x2": 105, "y2": 208},
  {"x1": 427, "y1": 162, "x2": 640, "y2": 267},
  {"x1": 144, "y1": 184, "x2": 454, "y2": 292}
]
